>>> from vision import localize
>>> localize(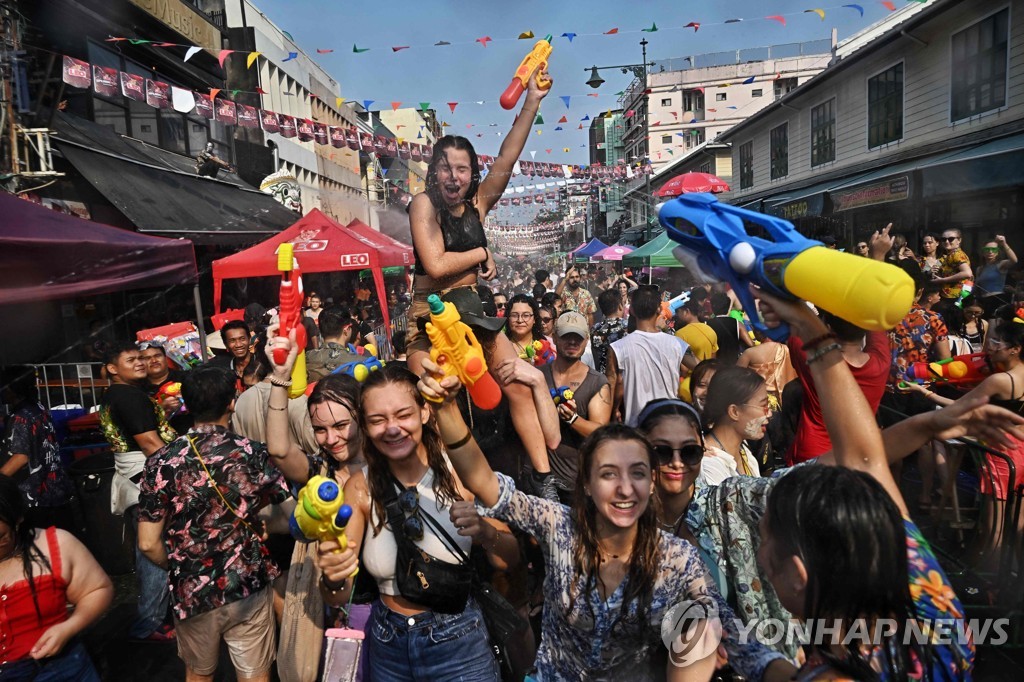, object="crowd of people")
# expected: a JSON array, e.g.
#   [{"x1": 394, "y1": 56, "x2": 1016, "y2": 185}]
[{"x1": 0, "y1": 66, "x2": 1021, "y2": 682}]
